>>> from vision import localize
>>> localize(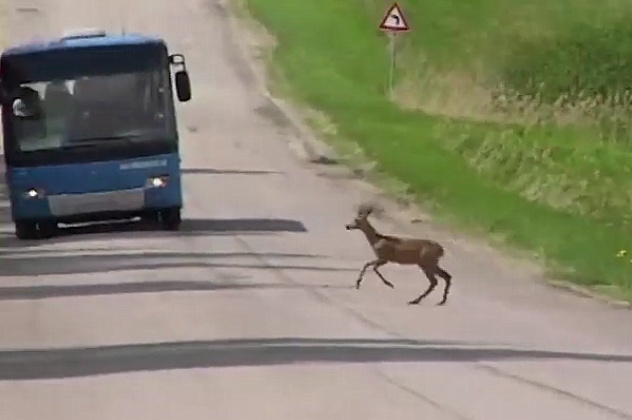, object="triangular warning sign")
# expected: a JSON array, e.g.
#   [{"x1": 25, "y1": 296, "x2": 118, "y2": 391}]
[{"x1": 379, "y1": 2, "x2": 410, "y2": 32}]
